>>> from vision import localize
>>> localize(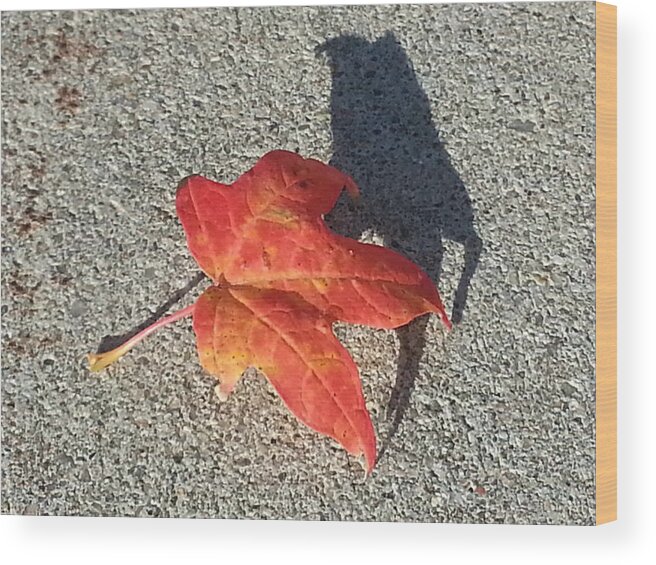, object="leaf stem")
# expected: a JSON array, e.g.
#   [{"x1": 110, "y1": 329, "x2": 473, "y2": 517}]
[{"x1": 88, "y1": 303, "x2": 195, "y2": 372}]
